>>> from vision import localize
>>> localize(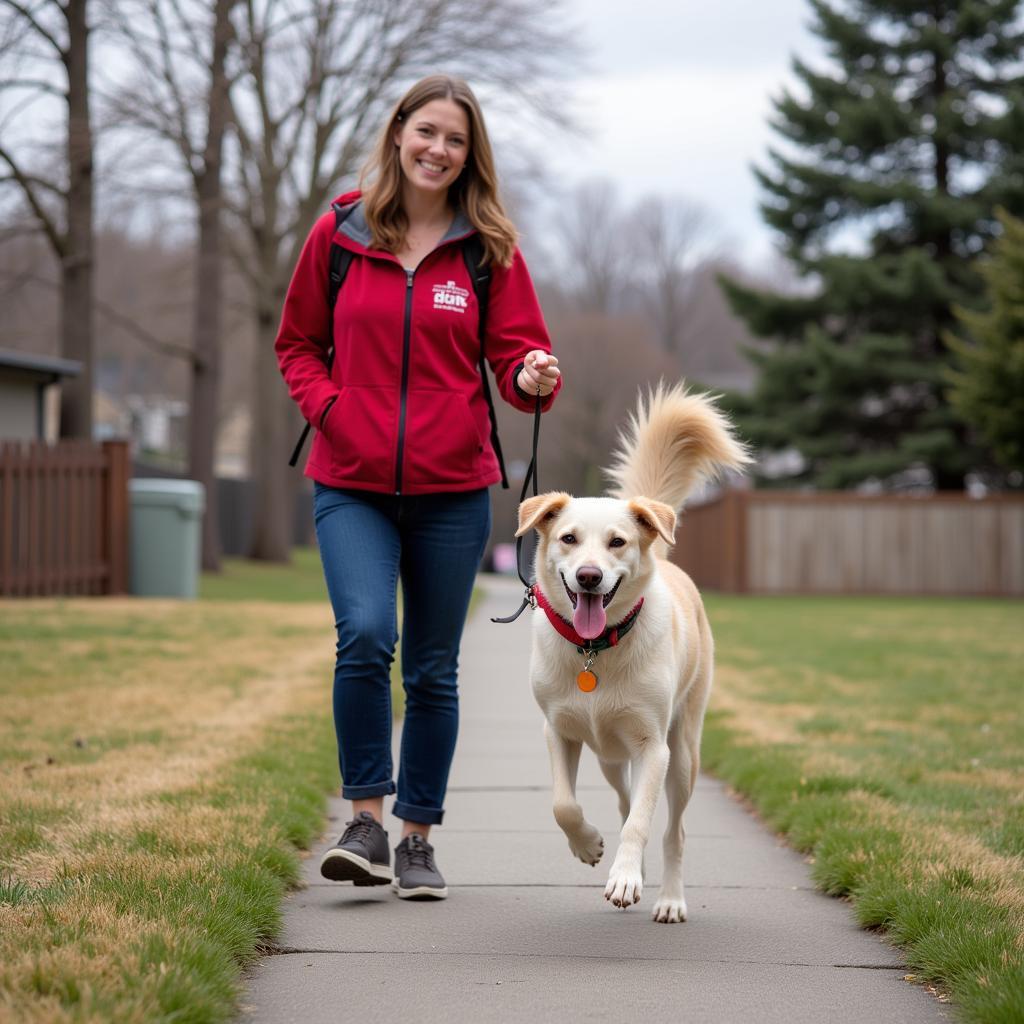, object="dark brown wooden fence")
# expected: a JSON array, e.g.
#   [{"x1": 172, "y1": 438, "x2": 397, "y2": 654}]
[
  {"x1": 0, "y1": 440, "x2": 129, "y2": 597},
  {"x1": 671, "y1": 490, "x2": 1024, "y2": 597}
]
